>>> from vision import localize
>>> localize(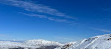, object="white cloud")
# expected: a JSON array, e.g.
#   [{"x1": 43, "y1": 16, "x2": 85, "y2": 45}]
[
  {"x1": 21, "y1": 13, "x2": 74, "y2": 23},
  {"x1": 98, "y1": 29, "x2": 111, "y2": 33},
  {"x1": 0, "y1": 0, "x2": 75, "y2": 19},
  {"x1": 94, "y1": 28, "x2": 111, "y2": 33},
  {"x1": 0, "y1": 0, "x2": 76, "y2": 23}
]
